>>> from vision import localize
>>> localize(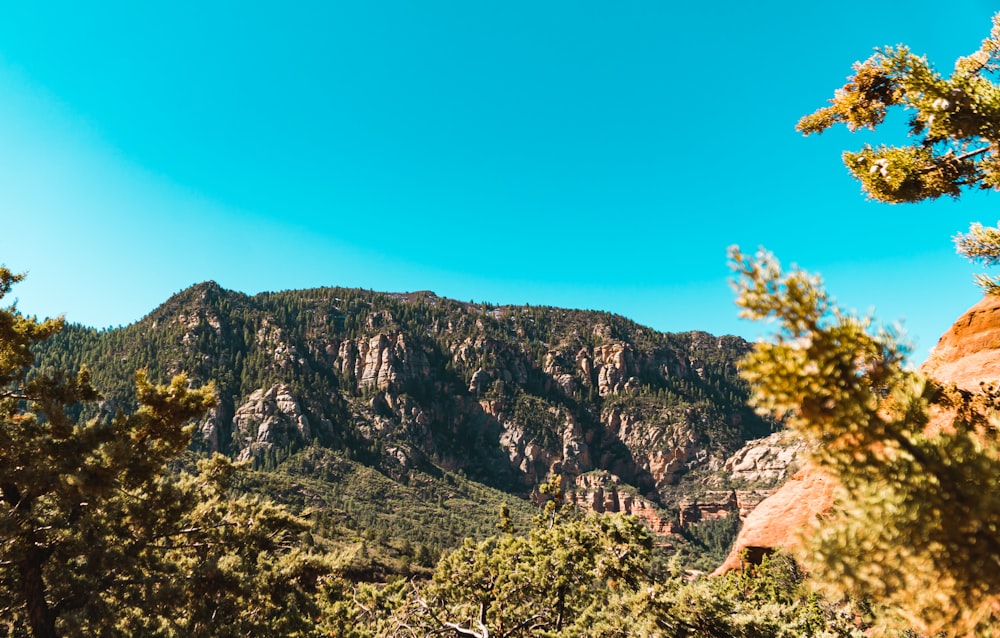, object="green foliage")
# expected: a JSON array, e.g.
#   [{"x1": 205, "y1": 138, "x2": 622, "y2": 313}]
[
  {"x1": 731, "y1": 246, "x2": 1000, "y2": 635},
  {"x1": 235, "y1": 446, "x2": 538, "y2": 579},
  {"x1": 0, "y1": 271, "x2": 333, "y2": 637},
  {"x1": 798, "y1": 16, "x2": 1000, "y2": 203},
  {"x1": 679, "y1": 511, "x2": 742, "y2": 571},
  {"x1": 340, "y1": 496, "x2": 879, "y2": 637},
  {"x1": 799, "y1": 12, "x2": 1000, "y2": 292},
  {"x1": 395, "y1": 507, "x2": 655, "y2": 637}
]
